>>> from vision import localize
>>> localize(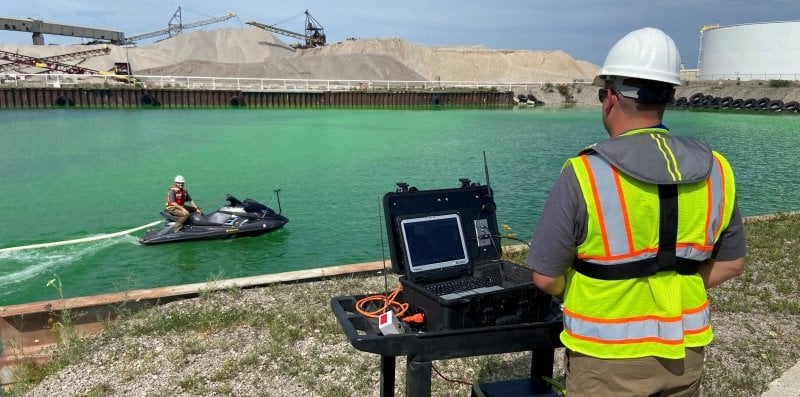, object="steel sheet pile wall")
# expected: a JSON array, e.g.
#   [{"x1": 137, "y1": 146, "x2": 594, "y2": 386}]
[
  {"x1": 700, "y1": 21, "x2": 800, "y2": 81},
  {"x1": 0, "y1": 88, "x2": 513, "y2": 109}
]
